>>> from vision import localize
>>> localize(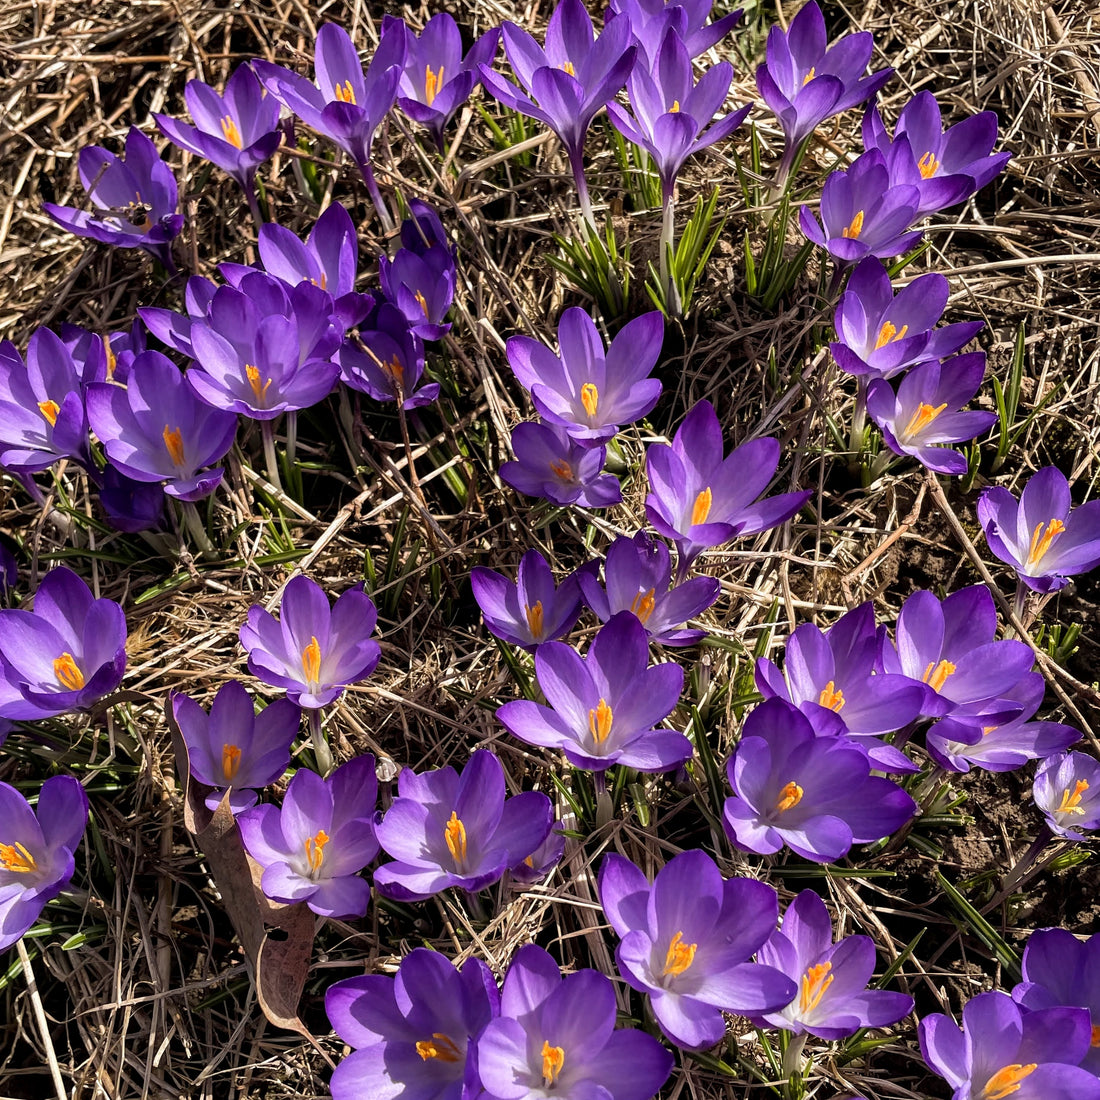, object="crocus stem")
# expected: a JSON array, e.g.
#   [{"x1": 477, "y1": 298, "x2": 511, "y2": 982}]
[
  {"x1": 1000, "y1": 825, "x2": 1054, "y2": 897},
  {"x1": 180, "y1": 501, "x2": 217, "y2": 559},
  {"x1": 358, "y1": 159, "x2": 395, "y2": 234},
  {"x1": 660, "y1": 194, "x2": 676, "y2": 311},
  {"x1": 571, "y1": 153, "x2": 597, "y2": 234},
  {"x1": 308, "y1": 707, "x2": 334, "y2": 776},
  {"x1": 594, "y1": 770, "x2": 608, "y2": 798},
  {"x1": 261, "y1": 419, "x2": 284, "y2": 493},
  {"x1": 781, "y1": 1031, "x2": 809, "y2": 1094},
  {"x1": 848, "y1": 379, "x2": 868, "y2": 473},
  {"x1": 465, "y1": 890, "x2": 487, "y2": 922},
  {"x1": 1012, "y1": 582, "x2": 1029, "y2": 632},
  {"x1": 286, "y1": 411, "x2": 298, "y2": 470},
  {"x1": 244, "y1": 180, "x2": 265, "y2": 233}
]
